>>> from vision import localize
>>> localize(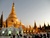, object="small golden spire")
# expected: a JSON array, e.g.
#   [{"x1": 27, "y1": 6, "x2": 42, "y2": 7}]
[{"x1": 20, "y1": 20, "x2": 21, "y2": 25}]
